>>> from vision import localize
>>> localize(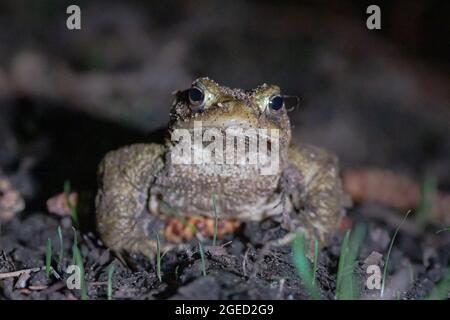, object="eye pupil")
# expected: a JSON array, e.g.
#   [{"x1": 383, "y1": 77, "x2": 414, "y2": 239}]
[
  {"x1": 269, "y1": 95, "x2": 283, "y2": 110},
  {"x1": 188, "y1": 87, "x2": 205, "y2": 105}
]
